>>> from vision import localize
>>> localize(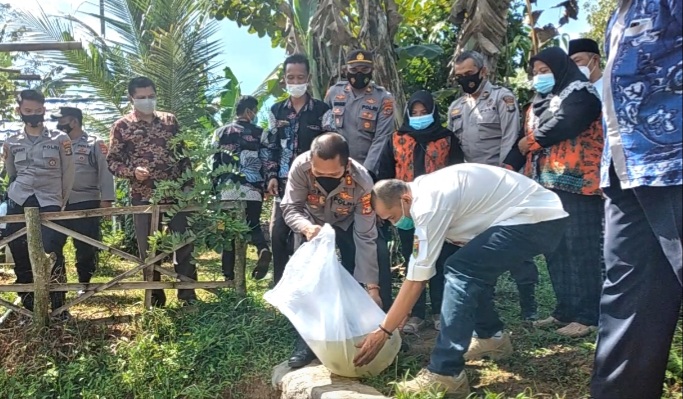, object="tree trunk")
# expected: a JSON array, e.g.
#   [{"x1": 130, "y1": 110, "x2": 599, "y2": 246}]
[
  {"x1": 356, "y1": 0, "x2": 405, "y2": 124},
  {"x1": 25, "y1": 207, "x2": 52, "y2": 328}
]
